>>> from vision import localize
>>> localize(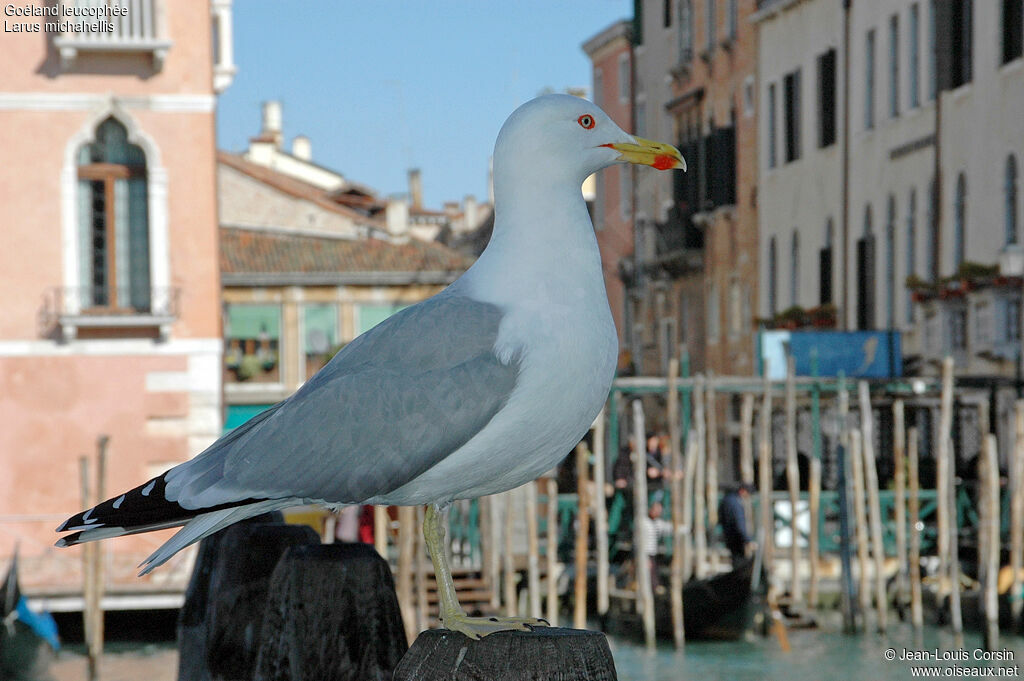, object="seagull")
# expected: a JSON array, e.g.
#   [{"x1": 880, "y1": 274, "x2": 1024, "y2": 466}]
[{"x1": 56, "y1": 94, "x2": 684, "y2": 639}]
